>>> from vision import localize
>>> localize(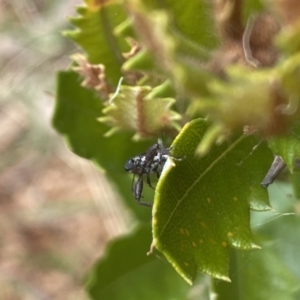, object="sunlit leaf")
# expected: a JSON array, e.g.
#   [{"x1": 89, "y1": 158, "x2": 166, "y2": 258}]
[{"x1": 152, "y1": 119, "x2": 273, "y2": 283}]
